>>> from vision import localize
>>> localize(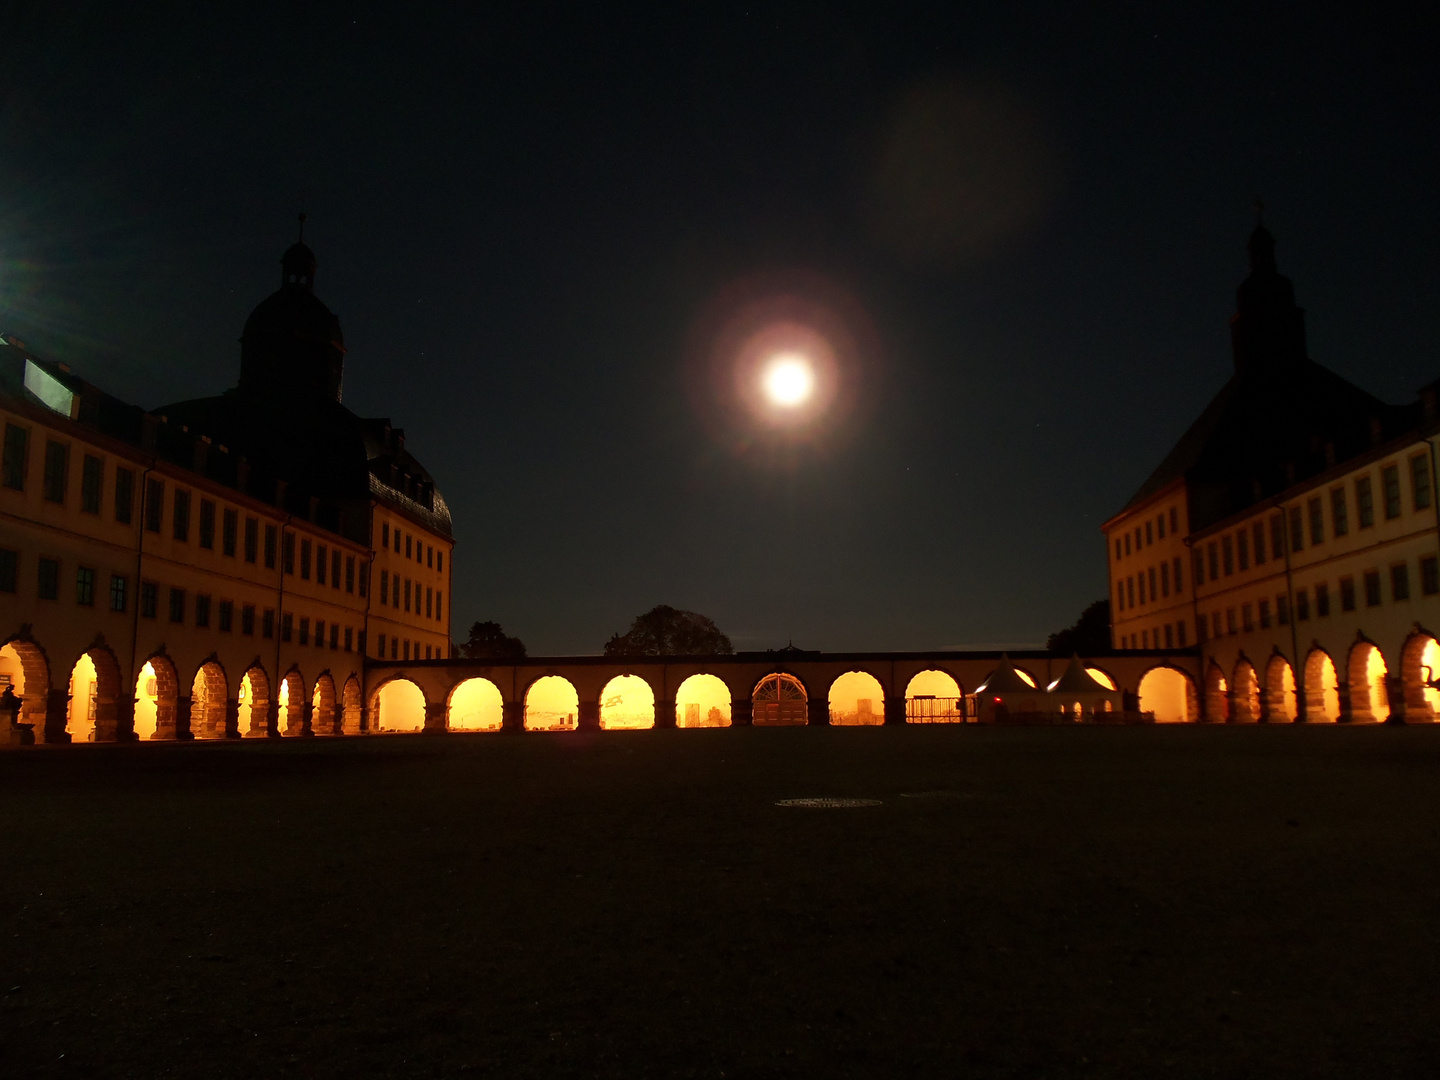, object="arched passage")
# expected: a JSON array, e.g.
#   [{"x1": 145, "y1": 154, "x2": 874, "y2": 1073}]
[
  {"x1": 1401, "y1": 632, "x2": 1440, "y2": 722},
  {"x1": 1263, "y1": 655, "x2": 1298, "y2": 722},
  {"x1": 1303, "y1": 650, "x2": 1341, "y2": 723},
  {"x1": 1138, "y1": 666, "x2": 1197, "y2": 723},
  {"x1": 675, "y1": 673, "x2": 731, "y2": 727},
  {"x1": 1085, "y1": 667, "x2": 1118, "y2": 691},
  {"x1": 311, "y1": 673, "x2": 338, "y2": 736},
  {"x1": 136, "y1": 655, "x2": 180, "y2": 740},
  {"x1": 373, "y1": 678, "x2": 426, "y2": 732},
  {"x1": 189, "y1": 661, "x2": 229, "y2": 740},
  {"x1": 1204, "y1": 663, "x2": 1229, "y2": 722},
  {"x1": 448, "y1": 678, "x2": 504, "y2": 731},
  {"x1": 0, "y1": 639, "x2": 51, "y2": 737},
  {"x1": 341, "y1": 676, "x2": 363, "y2": 734},
  {"x1": 828, "y1": 671, "x2": 884, "y2": 726},
  {"x1": 238, "y1": 667, "x2": 270, "y2": 737},
  {"x1": 1347, "y1": 641, "x2": 1390, "y2": 723},
  {"x1": 277, "y1": 670, "x2": 306, "y2": 736},
  {"x1": 525, "y1": 676, "x2": 578, "y2": 731},
  {"x1": 753, "y1": 673, "x2": 807, "y2": 726},
  {"x1": 904, "y1": 669, "x2": 963, "y2": 723},
  {"x1": 599, "y1": 675, "x2": 655, "y2": 730},
  {"x1": 1231, "y1": 660, "x2": 1261, "y2": 724},
  {"x1": 66, "y1": 653, "x2": 99, "y2": 743}
]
